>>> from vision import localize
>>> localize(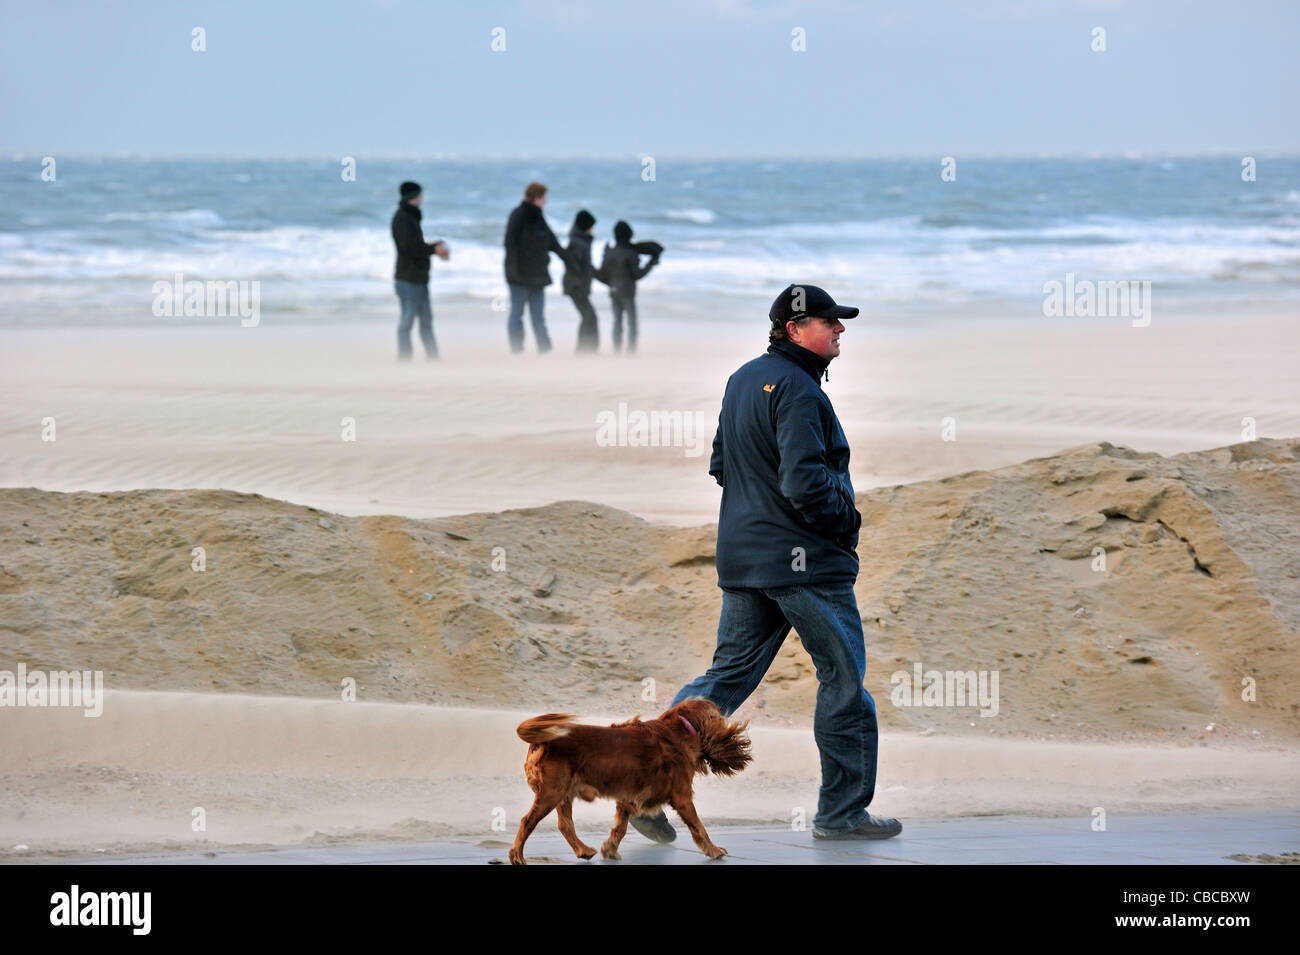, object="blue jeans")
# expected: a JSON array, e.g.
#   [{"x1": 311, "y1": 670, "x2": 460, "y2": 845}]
[
  {"x1": 569, "y1": 293, "x2": 599, "y2": 353},
  {"x1": 507, "y1": 284, "x2": 551, "y2": 354},
  {"x1": 672, "y1": 582, "x2": 878, "y2": 833},
  {"x1": 610, "y1": 293, "x2": 637, "y2": 353},
  {"x1": 395, "y1": 280, "x2": 436, "y2": 359}
]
